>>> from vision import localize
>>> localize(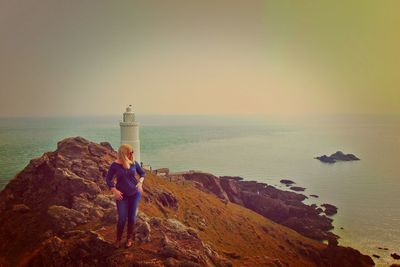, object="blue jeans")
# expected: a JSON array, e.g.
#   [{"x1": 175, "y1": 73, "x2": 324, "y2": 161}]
[{"x1": 115, "y1": 188, "x2": 141, "y2": 241}]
